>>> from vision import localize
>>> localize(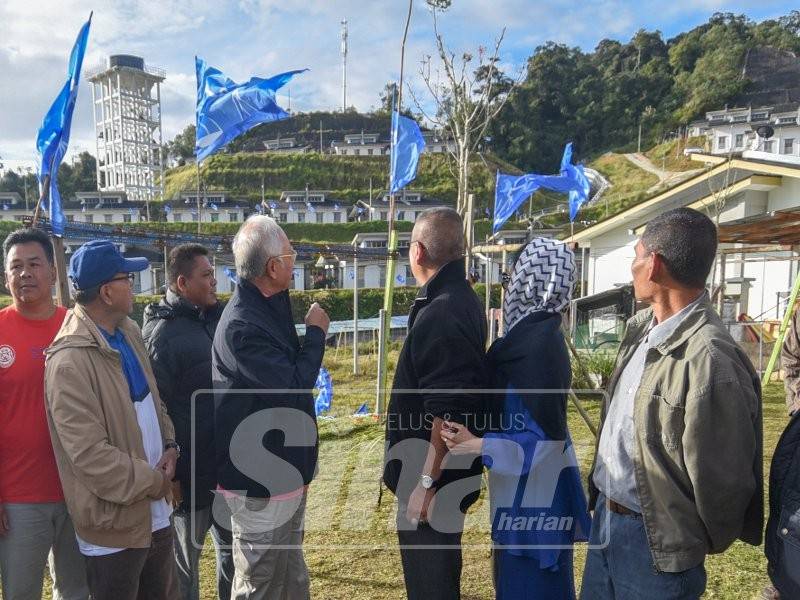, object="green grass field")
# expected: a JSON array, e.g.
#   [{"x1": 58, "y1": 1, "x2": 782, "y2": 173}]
[{"x1": 32, "y1": 346, "x2": 784, "y2": 599}]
